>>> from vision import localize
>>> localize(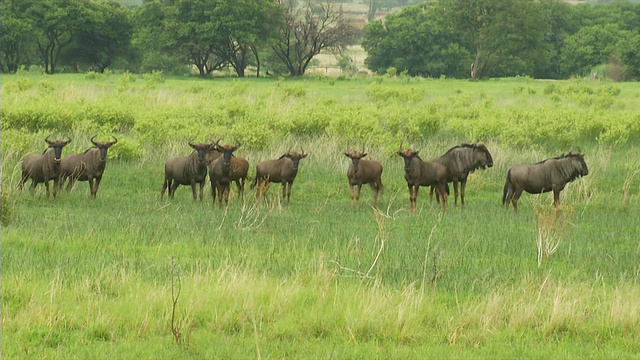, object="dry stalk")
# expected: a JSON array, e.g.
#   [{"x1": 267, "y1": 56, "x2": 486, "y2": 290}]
[
  {"x1": 534, "y1": 205, "x2": 575, "y2": 267},
  {"x1": 236, "y1": 199, "x2": 272, "y2": 230},
  {"x1": 330, "y1": 210, "x2": 387, "y2": 279},
  {"x1": 170, "y1": 257, "x2": 183, "y2": 346}
]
